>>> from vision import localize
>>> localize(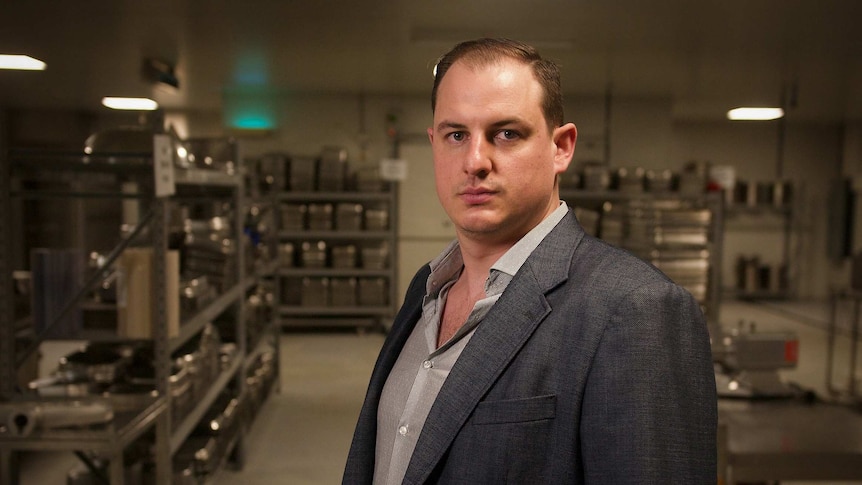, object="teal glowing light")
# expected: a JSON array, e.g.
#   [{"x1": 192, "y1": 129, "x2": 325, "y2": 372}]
[
  {"x1": 224, "y1": 48, "x2": 278, "y2": 131},
  {"x1": 223, "y1": 86, "x2": 278, "y2": 131},
  {"x1": 231, "y1": 115, "x2": 274, "y2": 130}
]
